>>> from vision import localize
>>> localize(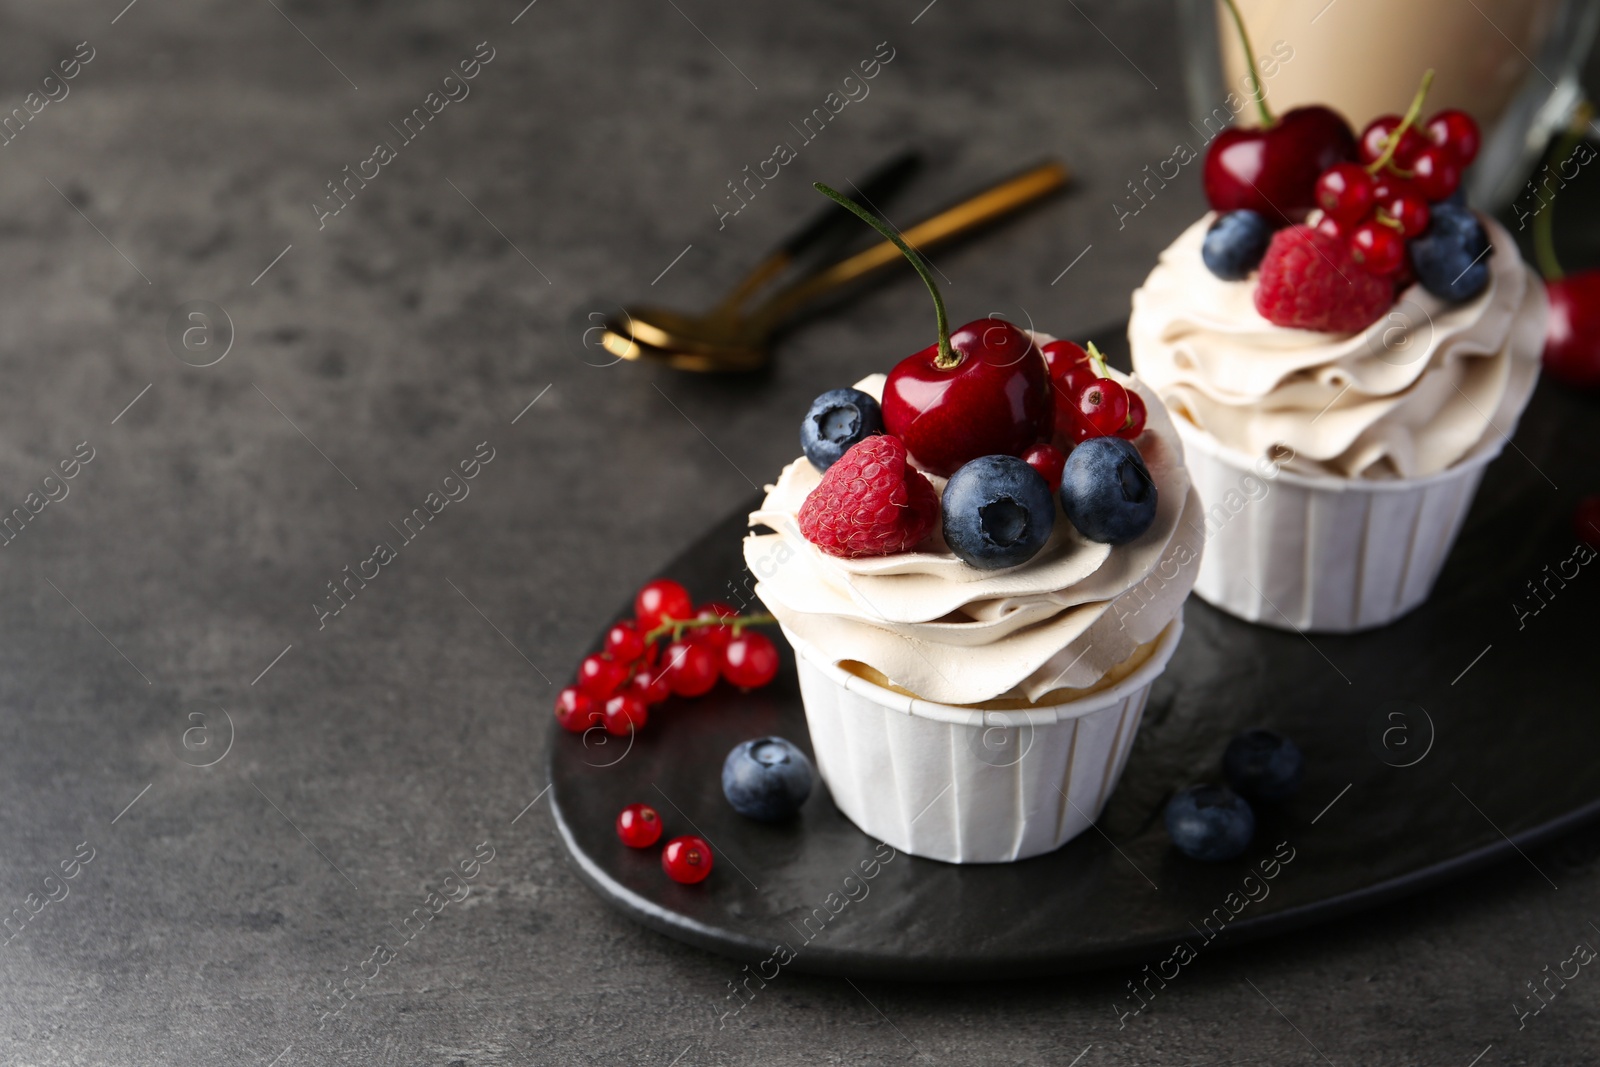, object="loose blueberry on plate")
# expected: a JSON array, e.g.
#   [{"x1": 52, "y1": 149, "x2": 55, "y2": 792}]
[
  {"x1": 722, "y1": 737, "x2": 815, "y2": 821},
  {"x1": 801, "y1": 388, "x2": 885, "y2": 471},
  {"x1": 1202, "y1": 210, "x2": 1274, "y2": 280},
  {"x1": 1165, "y1": 785, "x2": 1255, "y2": 862},
  {"x1": 1059, "y1": 436, "x2": 1158, "y2": 545},
  {"x1": 1408, "y1": 201, "x2": 1491, "y2": 302},
  {"x1": 942, "y1": 455, "x2": 1056, "y2": 569},
  {"x1": 662, "y1": 835, "x2": 714, "y2": 884},
  {"x1": 1223, "y1": 729, "x2": 1304, "y2": 802}
]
